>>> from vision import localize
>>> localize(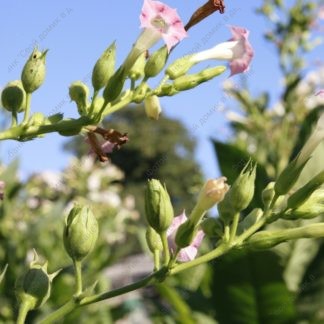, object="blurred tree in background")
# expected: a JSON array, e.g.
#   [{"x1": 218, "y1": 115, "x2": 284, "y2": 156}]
[{"x1": 64, "y1": 106, "x2": 204, "y2": 215}]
